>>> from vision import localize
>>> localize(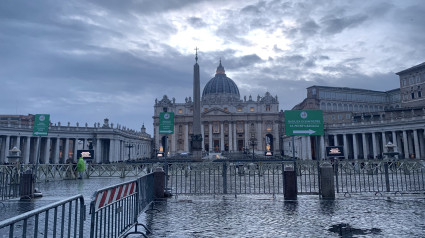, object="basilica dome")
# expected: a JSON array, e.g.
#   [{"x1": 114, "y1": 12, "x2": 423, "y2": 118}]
[{"x1": 202, "y1": 61, "x2": 240, "y2": 102}]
